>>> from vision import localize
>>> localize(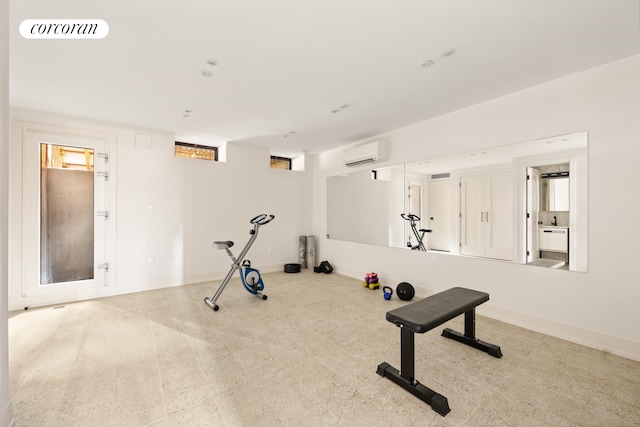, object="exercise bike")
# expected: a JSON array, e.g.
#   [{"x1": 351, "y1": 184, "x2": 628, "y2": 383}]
[
  {"x1": 204, "y1": 214, "x2": 275, "y2": 311},
  {"x1": 401, "y1": 213, "x2": 431, "y2": 251}
]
